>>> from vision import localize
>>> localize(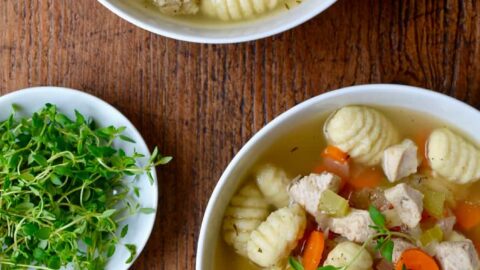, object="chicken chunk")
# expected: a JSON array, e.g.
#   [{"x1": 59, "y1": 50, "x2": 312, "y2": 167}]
[
  {"x1": 153, "y1": 0, "x2": 199, "y2": 15},
  {"x1": 382, "y1": 208, "x2": 402, "y2": 228},
  {"x1": 384, "y1": 183, "x2": 423, "y2": 228},
  {"x1": 447, "y1": 230, "x2": 467, "y2": 242},
  {"x1": 437, "y1": 216, "x2": 456, "y2": 238},
  {"x1": 288, "y1": 172, "x2": 341, "y2": 227},
  {"x1": 328, "y1": 209, "x2": 376, "y2": 243},
  {"x1": 391, "y1": 238, "x2": 415, "y2": 263},
  {"x1": 382, "y1": 139, "x2": 419, "y2": 182},
  {"x1": 435, "y1": 240, "x2": 480, "y2": 270}
]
